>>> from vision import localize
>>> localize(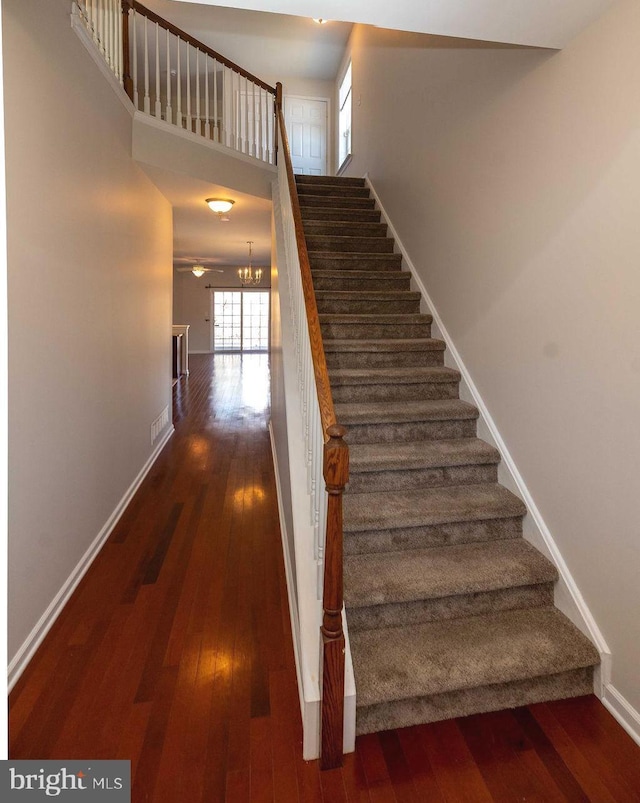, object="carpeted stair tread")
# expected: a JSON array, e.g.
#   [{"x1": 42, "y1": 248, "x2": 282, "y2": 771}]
[
  {"x1": 335, "y1": 399, "x2": 479, "y2": 425},
  {"x1": 296, "y1": 184, "x2": 371, "y2": 198},
  {"x1": 329, "y1": 366, "x2": 460, "y2": 386},
  {"x1": 343, "y1": 483, "x2": 526, "y2": 533},
  {"x1": 316, "y1": 290, "x2": 421, "y2": 302},
  {"x1": 320, "y1": 313, "x2": 432, "y2": 325},
  {"x1": 344, "y1": 539, "x2": 557, "y2": 608},
  {"x1": 324, "y1": 338, "x2": 445, "y2": 354},
  {"x1": 301, "y1": 208, "x2": 382, "y2": 223},
  {"x1": 303, "y1": 221, "x2": 388, "y2": 237},
  {"x1": 296, "y1": 175, "x2": 365, "y2": 187},
  {"x1": 299, "y1": 195, "x2": 376, "y2": 209},
  {"x1": 305, "y1": 234, "x2": 395, "y2": 253},
  {"x1": 349, "y1": 438, "x2": 498, "y2": 472},
  {"x1": 309, "y1": 253, "x2": 403, "y2": 271},
  {"x1": 311, "y1": 270, "x2": 410, "y2": 282},
  {"x1": 350, "y1": 606, "x2": 599, "y2": 709}
]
